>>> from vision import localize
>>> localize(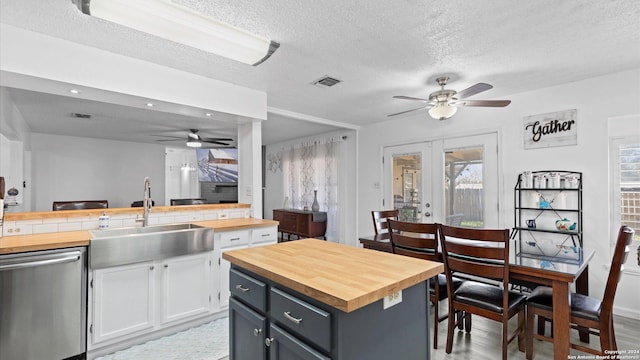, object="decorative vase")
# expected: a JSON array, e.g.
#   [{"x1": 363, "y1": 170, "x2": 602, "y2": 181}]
[{"x1": 311, "y1": 190, "x2": 320, "y2": 212}]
